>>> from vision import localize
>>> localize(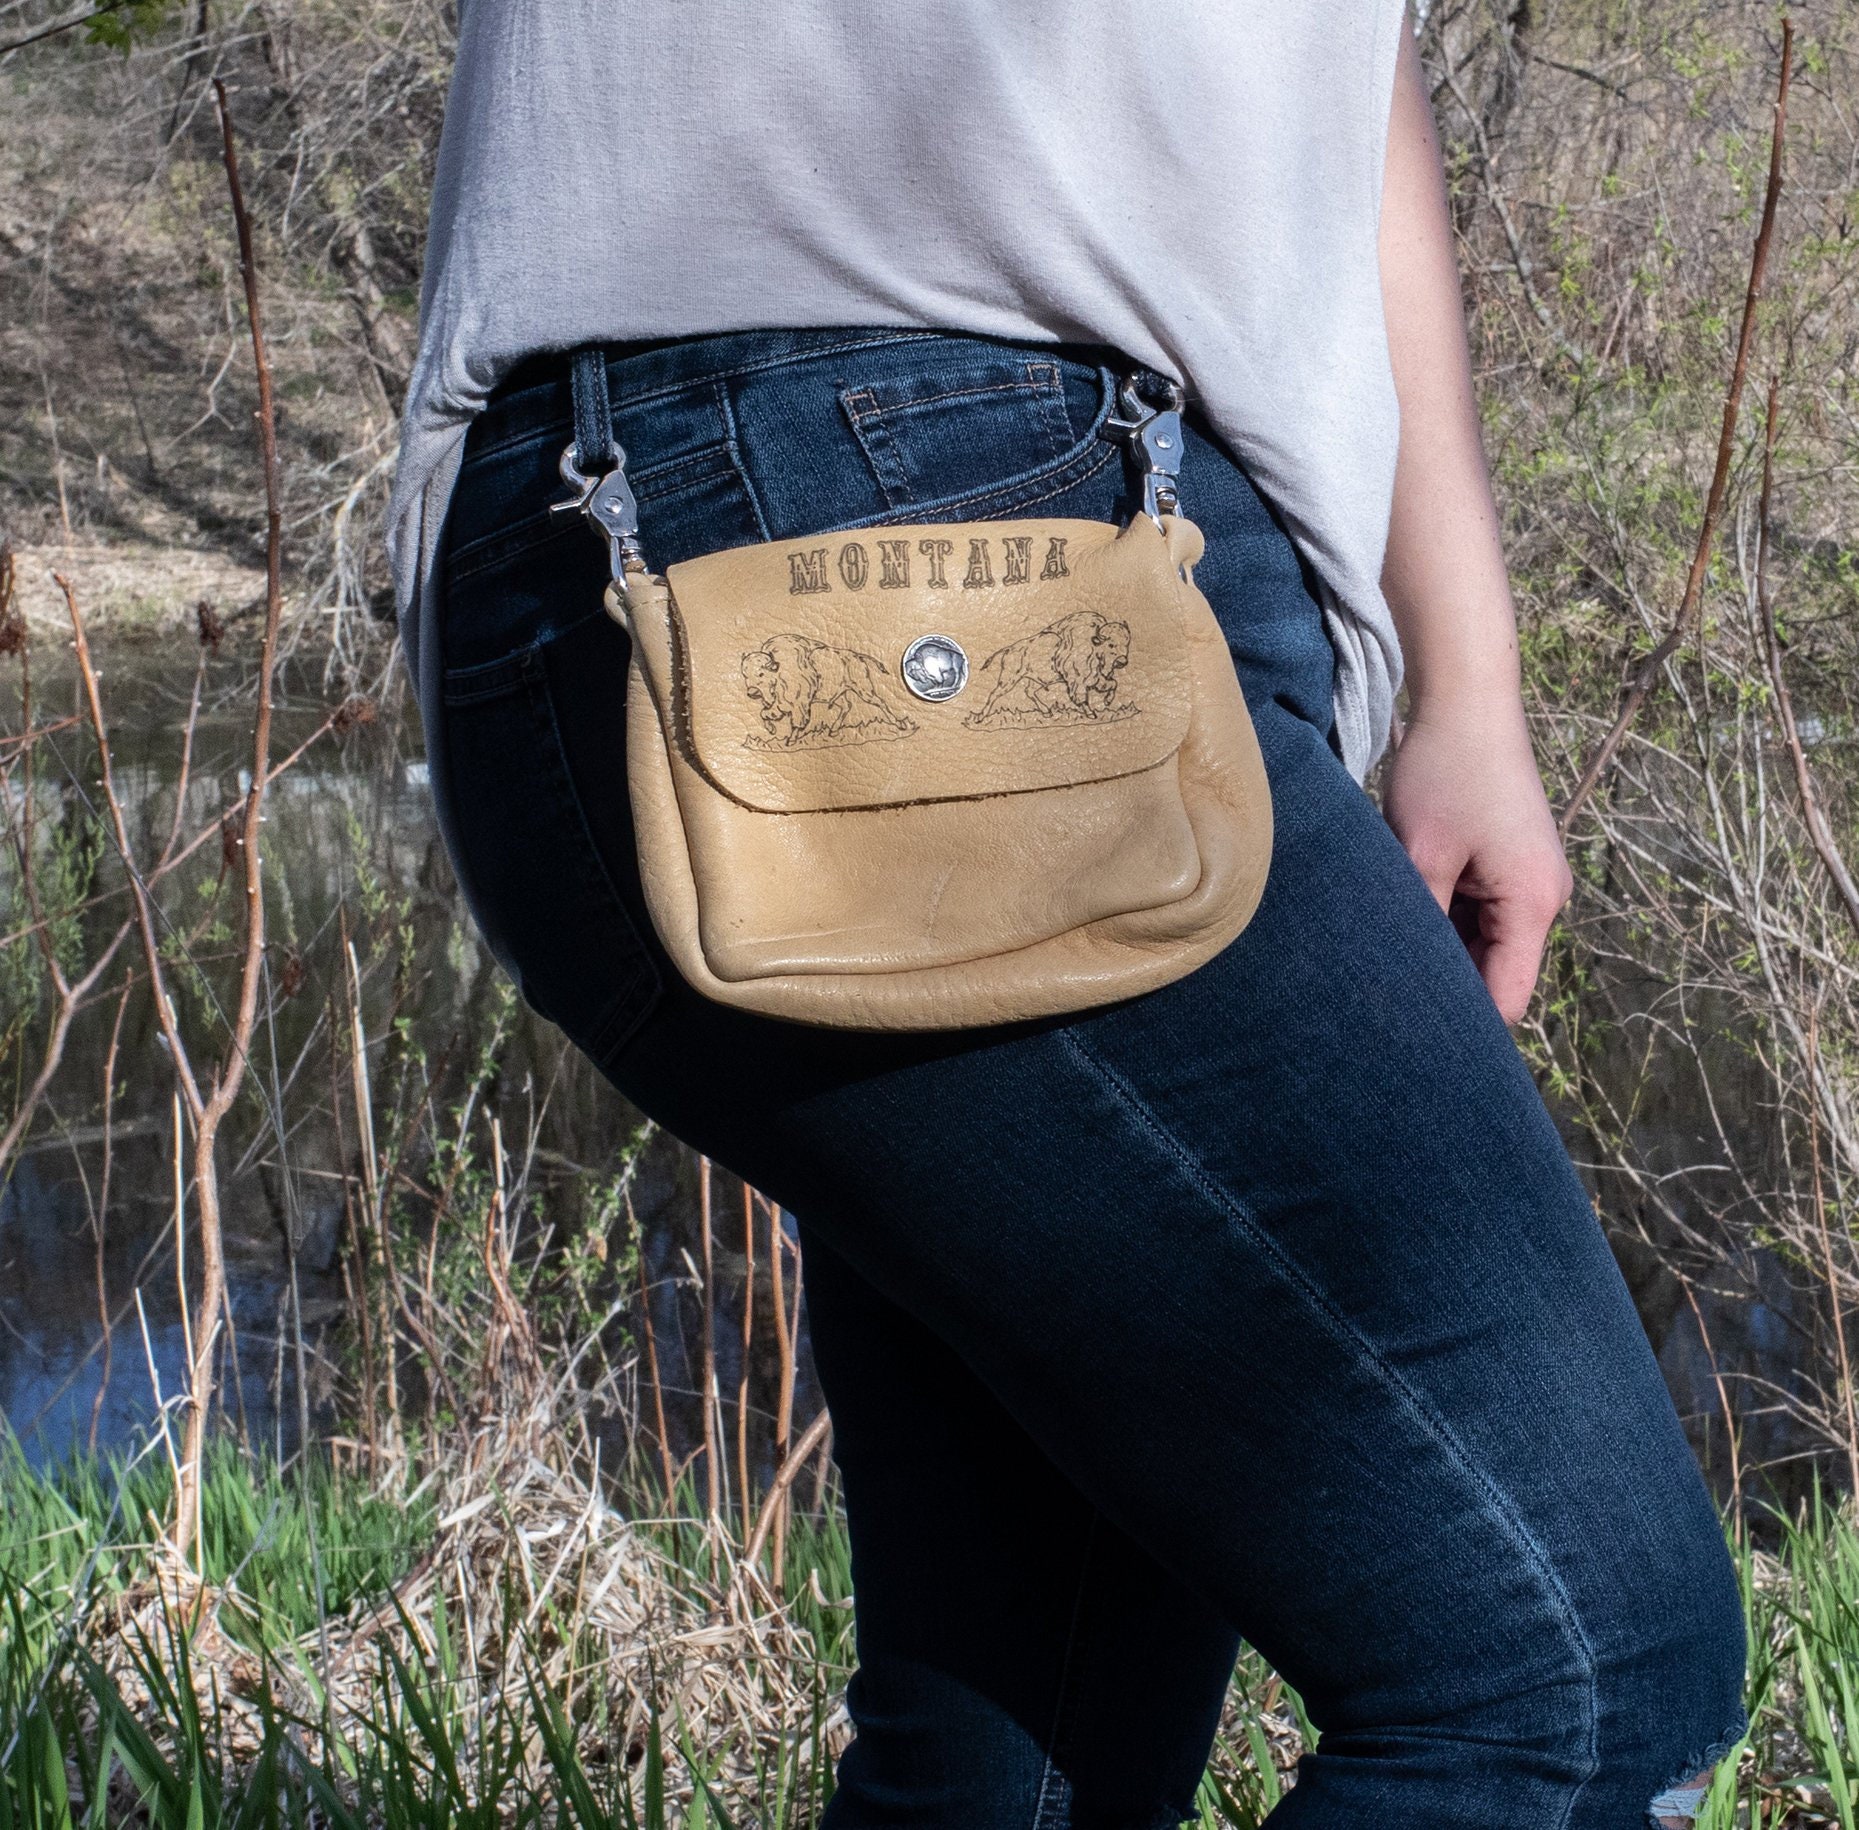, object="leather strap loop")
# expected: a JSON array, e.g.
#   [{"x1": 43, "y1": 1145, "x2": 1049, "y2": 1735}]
[
  {"x1": 1127, "y1": 366, "x2": 1186, "y2": 412},
  {"x1": 569, "y1": 346, "x2": 615, "y2": 474}
]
